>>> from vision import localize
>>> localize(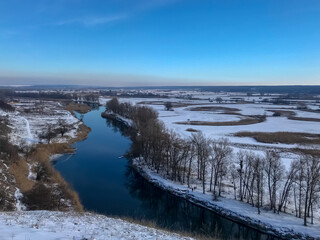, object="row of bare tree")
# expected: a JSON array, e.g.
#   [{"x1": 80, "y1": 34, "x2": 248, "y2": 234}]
[
  {"x1": 106, "y1": 98, "x2": 320, "y2": 226},
  {"x1": 38, "y1": 119, "x2": 73, "y2": 144}
]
